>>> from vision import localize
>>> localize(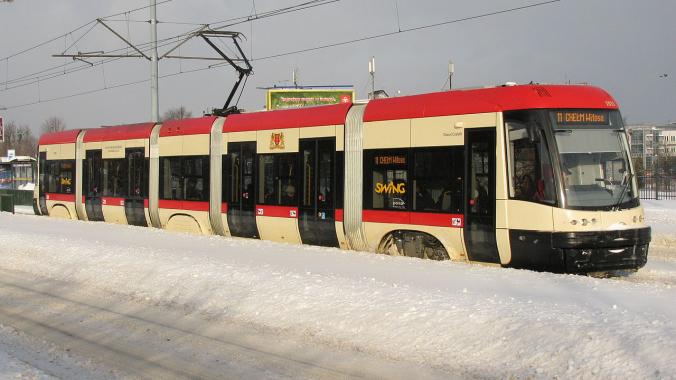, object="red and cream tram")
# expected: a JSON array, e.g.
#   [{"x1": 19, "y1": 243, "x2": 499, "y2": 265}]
[{"x1": 34, "y1": 84, "x2": 651, "y2": 273}]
